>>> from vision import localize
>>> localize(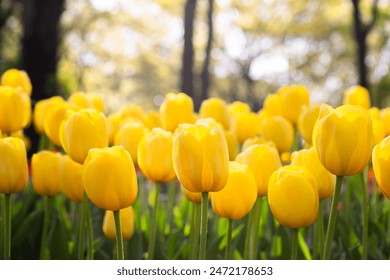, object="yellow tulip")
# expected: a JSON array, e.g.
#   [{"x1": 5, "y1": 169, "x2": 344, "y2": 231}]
[
  {"x1": 343, "y1": 85, "x2": 371, "y2": 109},
  {"x1": 297, "y1": 104, "x2": 321, "y2": 146},
  {"x1": 107, "y1": 112, "x2": 121, "y2": 146},
  {"x1": 143, "y1": 110, "x2": 162, "y2": 129},
  {"x1": 103, "y1": 206, "x2": 135, "y2": 241},
  {"x1": 43, "y1": 99, "x2": 76, "y2": 147},
  {"x1": 260, "y1": 115, "x2": 294, "y2": 153},
  {"x1": 211, "y1": 161, "x2": 257, "y2": 220},
  {"x1": 236, "y1": 143, "x2": 282, "y2": 197},
  {"x1": 138, "y1": 128, "x2": 176, "y2": 182},
  {"x1": 242, "y1": 136, "x2": 275, "y2": 152},
  {"x1": 0, "y1": 137, "x2": 28, "y2": 194},
  {"x1": 33, "y1": 96, "x2": 64, "y2": 134},
  {"x1": 223, "y1": 129, "x2": 239, "y2": 161},
  {"x1": 263, "y1": 93, "x2": 281, "y2": 116},
  {"x1": 114, "y1": 120, "x2": 148, "y2": 166},
  {"x1": 10, "y1": 130, "x2": 31, "y2": 152},
  {"x1": 380, "y1": 108, "x2": 390, "y2": 136},
  {"x1": 231, "y1": 112, "x2": 260, "y2": 143},
  {"x1": 180, "y1": 185, "x2": 202, "y2": 204},
  {"x1": 0, "y1": 86, "x2": 31, "y2": 134},
  {"x1": 60, "y1": 155, "x2": 84, "y2": 203},
  {"x1": 160, "y1": 92, "x2": 195, "y2": 132},
  {"x1": 199, "y1": 97, "x2": 230, "y2": 129},
  {"x1": 369, "y1": 107, "x2": 386, "y2": 145},
  {"x1": 1, "y1": 68, "x2": 32, "y2": 96},
  {"x1": 268, "y1": 165, "x2": 318, "y2": 229},
  {"x1": 227, "y1": 101, "x2": 250, "y2": 116},
  {"x1": 83, "y1": 146, "x2": 138, "y2": 211},
  {"x1": 60, "y1": 109, "x2": 109, "y2": 164},
  {"x1": 120, "y1": 103, "x2": 145, "y2": 122},
  {"x1": 277, "y1": 85, "x2": 310, "y2": 125},
  {"x1": 372, "y1": 136, "x2": 390, "y2": 199},
  {"x1": 312, "y1": 104, "x2": 373, "y2": 176},
  {"x1": 173, "y1": 118, "x2": 229, "y2": 193},
  {"x1": 68, "y1": 92, "x2": 104, "y2": 112},
  {"x1": 291, "y1": 148, "x2": 335, "y2": 200},
  {"x1": 32, "y1": 151, "x2": 62, "y2": 196}
]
